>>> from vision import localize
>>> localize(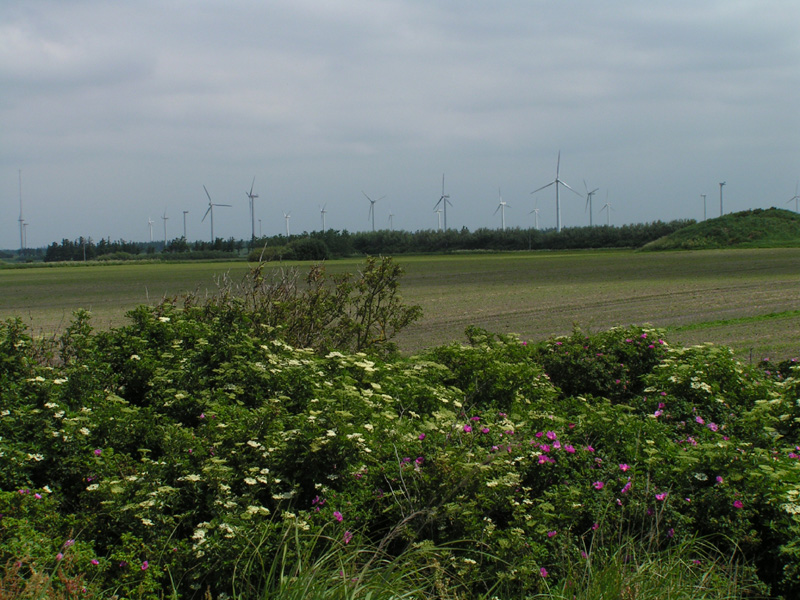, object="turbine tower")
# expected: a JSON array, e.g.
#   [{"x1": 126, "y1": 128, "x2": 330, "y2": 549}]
[
  {"x1": 18, "y1": 169, "x2": 24, "y2": 252},
  {"x1": 584, "y1": 180, "x2": 599, "y2": 227},
  {"x1": 719, "y1": 181, "x2": 726, "y2": 217},
  {"x1": 435, "y1": 209, "x2": 443, "y2": 231},
  {"x1": 362, "y1": 191, "x2": 384, "y2": 232},
  {"x1": 245, "y1": 177, "x2": 258, "y2": 241},
  {"x1": 787, "y1": 183, "x2": 800, "y2": 213},
  {"x1": 388, "y1": 210, "x2": 394, "y2": 231},
  {"x1": 283, "y1": 211, "x2": 291, "y2": 236},
  {"x1": 161, "y1": 210, "x2": 169, "y2": 244},
  {"x1": 433, "y1": 174, "x2": 452, "y2": 231},
  {"x1": 531, "y1": 151, "x2": 581, "y2": 233},
  {"x1": 701, "y1": 194, "x2": 707, "y2": 221},
  {"x1": 147, "y1": 217, "x2": 154, "y2": 242},
  {"x1": 202, "y1": 185, "x2": 232, "y2": 242},
  {"x1": 320, "y1": 204, "x2": 327, "y2": 232},
  {"x1": 182, "y1": 210, "x2": 189, "y2": 239},
  {"x1": 494, "y1": 188, "x2": 510, "y2": 231}
]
